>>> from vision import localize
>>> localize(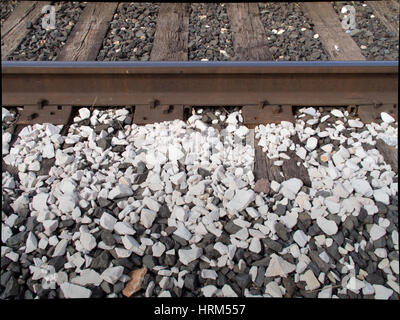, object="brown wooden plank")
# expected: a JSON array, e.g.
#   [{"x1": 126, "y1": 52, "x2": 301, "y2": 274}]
[
  {"x1": 56, "y1": 2, "x2": 118, "y2": 61},
  {"x1": 1, "y1": 1, "x2": 50, "y2": 60},
  {"x1": 375, "y1": 140, "x2": 398, "y2": 174},
  {"x1": 150, "y1": 3, "x2": 190, "y2": 61},
  {"x1": 300, "y1": 2, "x2": 366, "y2": 60},
  {"x1": 281, "y1": 135, "x2": 311, "y2": 187},
  {"x1": 254, "y1": 141, "x2": 285, "y2": 185},
  {"x1": 369, "y1": 1, "x2": 399, "y2": 37},
  {"x1": 226, "y1": 3, "x2": 273, "y2": 60}
]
